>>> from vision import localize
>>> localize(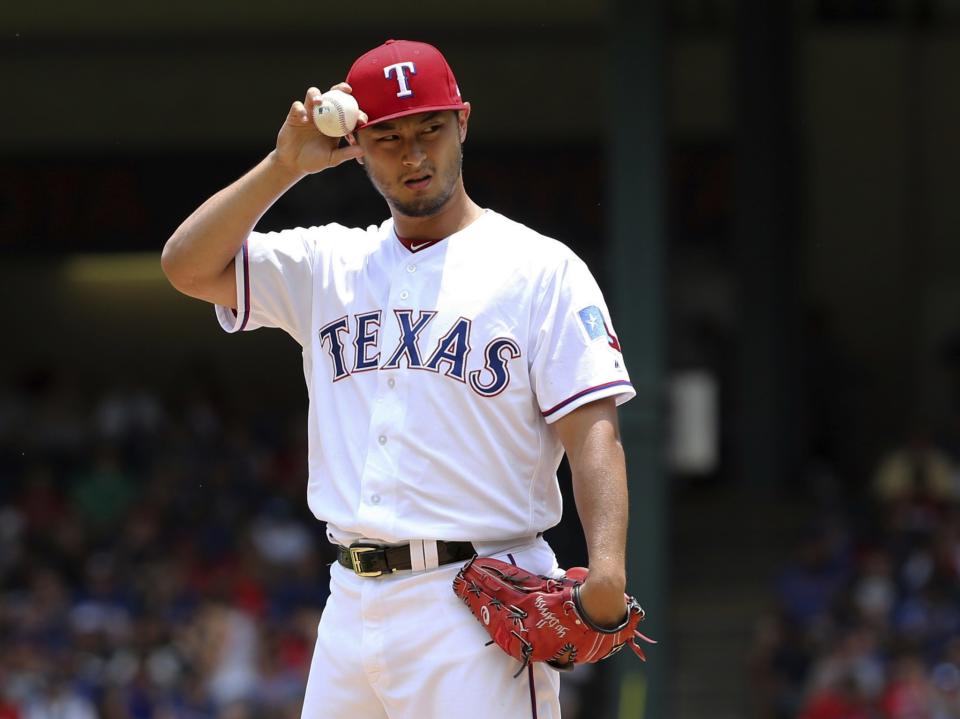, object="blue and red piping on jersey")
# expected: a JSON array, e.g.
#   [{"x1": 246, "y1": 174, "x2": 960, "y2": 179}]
[
  {"x1": 230, "y1": 240, "x2": 252, "y2": 331},
  {"x1": 540, "y1": 380, "x2": 634, "y2": 419},
  {"x1": 238, "y1": 240, "x2": 251, "y2": 331}
]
